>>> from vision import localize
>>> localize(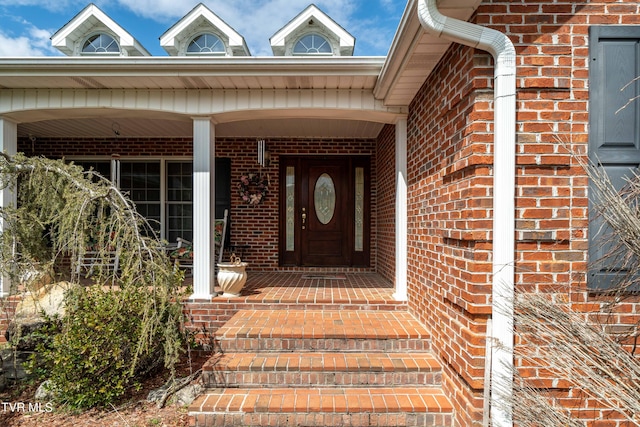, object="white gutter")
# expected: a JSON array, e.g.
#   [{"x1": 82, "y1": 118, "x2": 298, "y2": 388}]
[{"x1": 416, "y1": 1, "x2": 516, "y2": 426}]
